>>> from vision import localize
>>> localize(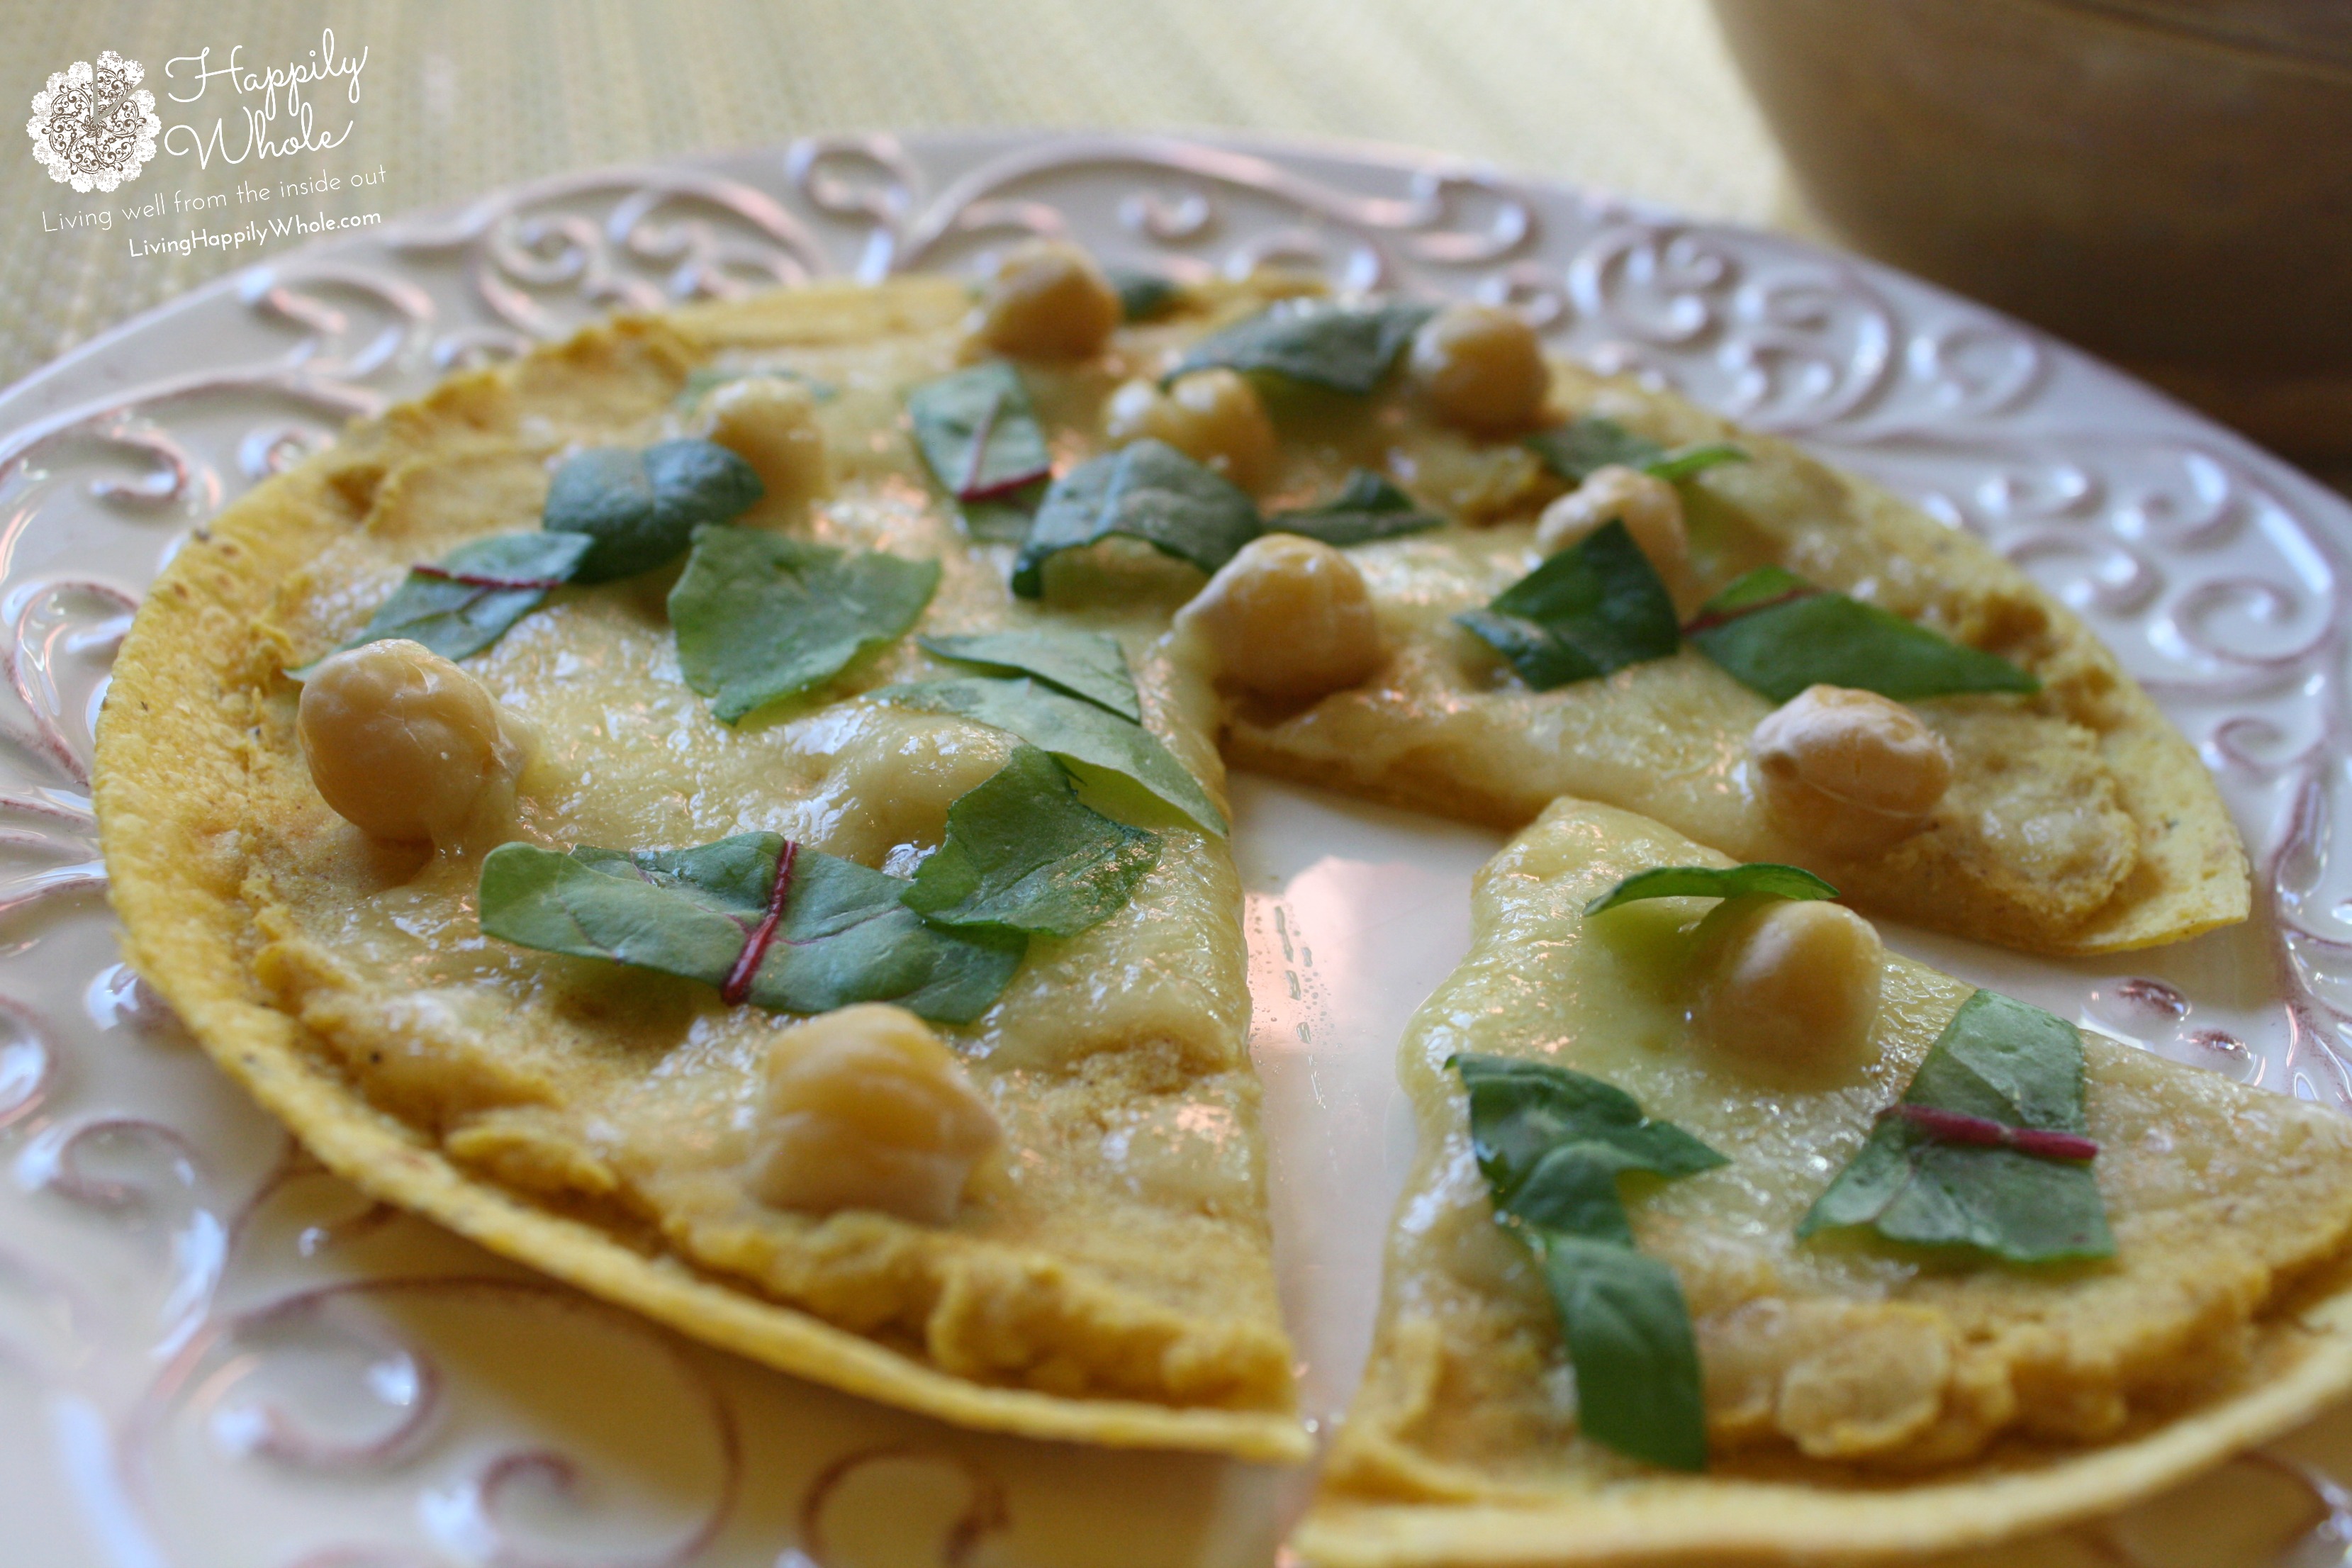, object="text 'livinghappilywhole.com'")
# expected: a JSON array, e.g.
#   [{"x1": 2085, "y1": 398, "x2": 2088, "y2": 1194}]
[
  {"x1": 119, "y1": 208, "x2": 385, "y2": 257},
  {"x1": 38, "y1": 161, "x2": 389, "y2": 254}
]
